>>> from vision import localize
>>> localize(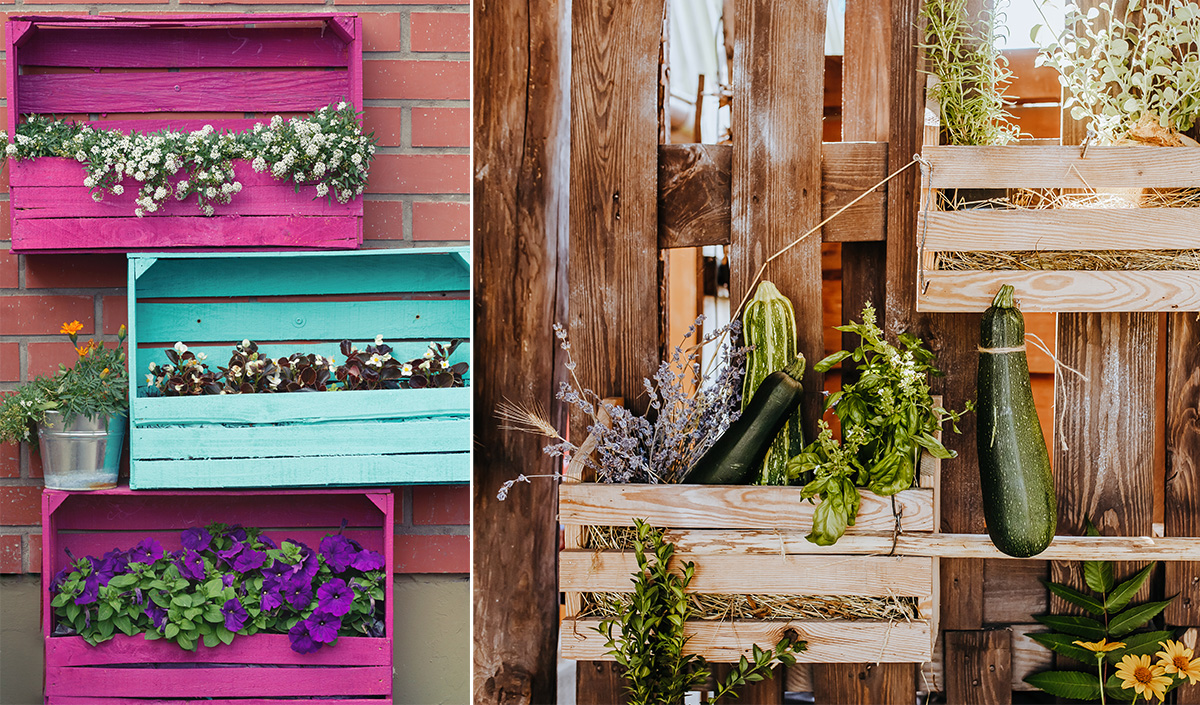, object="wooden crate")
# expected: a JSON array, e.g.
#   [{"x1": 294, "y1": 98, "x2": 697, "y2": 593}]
[
  {"x1": 558, "y1": 444, "x2": 943, "y2": 664},
  {"x1": 916, "y1": 145, "x2": 1200, "y2": 312},
  {"x1": 41, "y1": 487, "x2": 394, "y2": 704},
  {"x1": 6, "y1": 14, "x2": 364, "y2": 253},
  {"x1": 126, "y1": 249, "x2": 470, "y2": 489}
]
